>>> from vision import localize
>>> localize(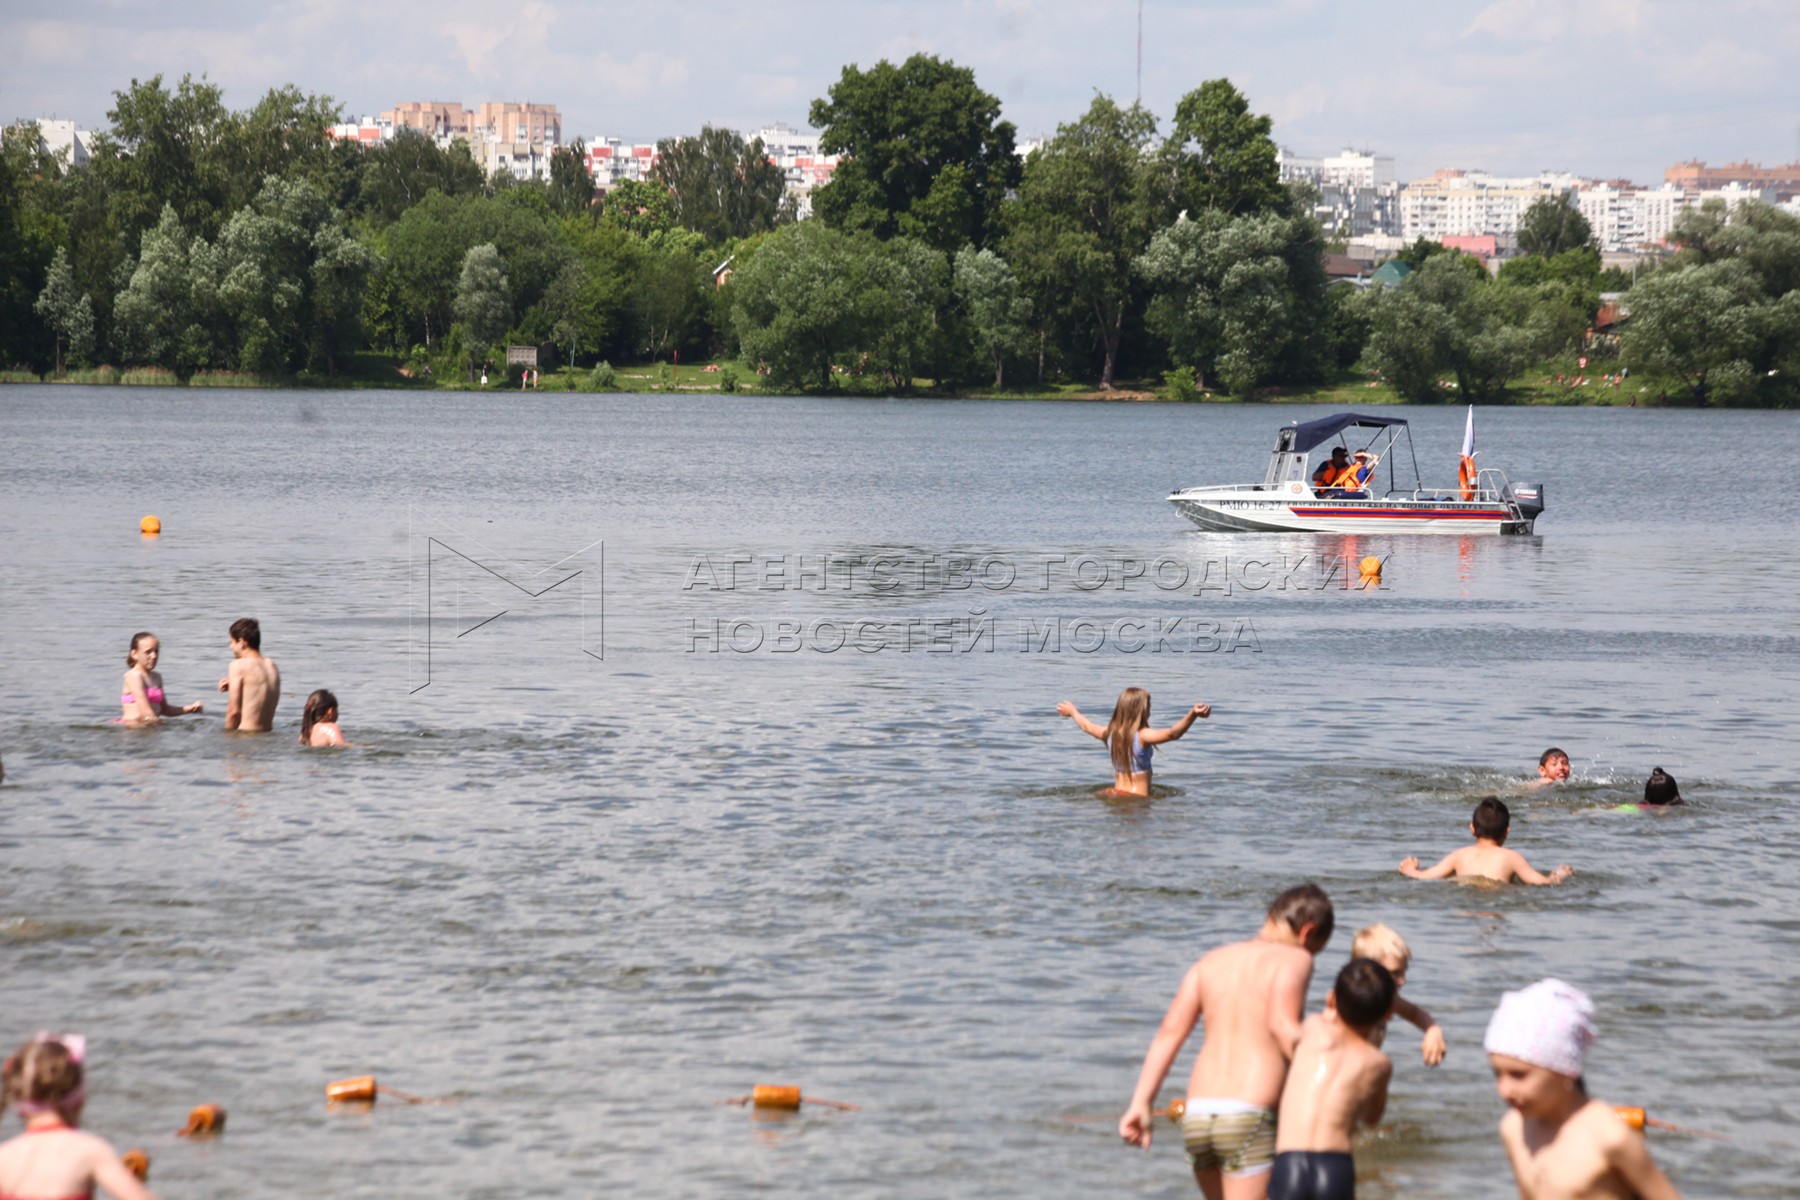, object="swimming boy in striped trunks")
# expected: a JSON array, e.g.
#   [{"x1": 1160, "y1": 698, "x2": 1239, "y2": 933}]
[{"x1": 1120, "y1": 884, "x2": 1335, "y2": 1199}]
